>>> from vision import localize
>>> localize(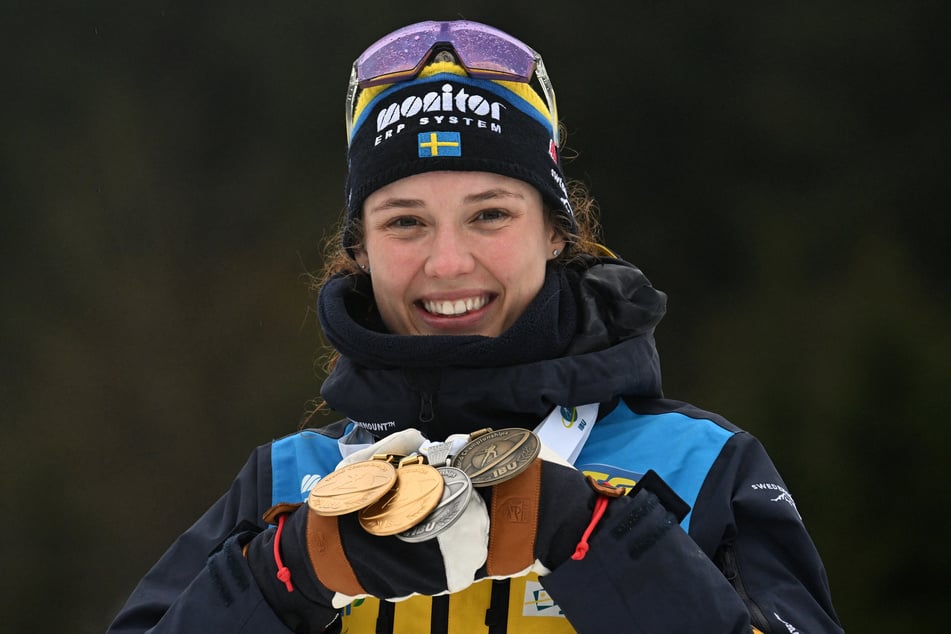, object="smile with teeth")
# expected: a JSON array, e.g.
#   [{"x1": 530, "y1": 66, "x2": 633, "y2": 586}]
[{"x1": 421, "y1": 295, "x2": 489, "y2": 317}]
